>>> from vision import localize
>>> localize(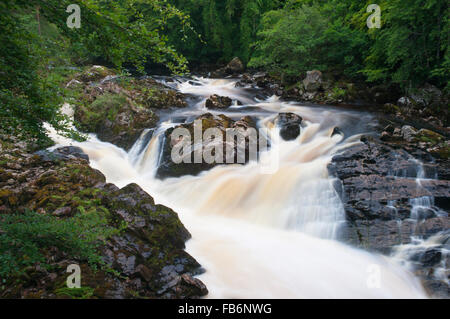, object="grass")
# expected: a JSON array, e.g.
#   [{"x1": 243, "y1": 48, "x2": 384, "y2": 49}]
[
  {"x1": 54, "y1": 287, "x2": 95, "y2": 299},
  {"x1": 0, "y1": 210, "x2": 122, "y2": 282}
]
